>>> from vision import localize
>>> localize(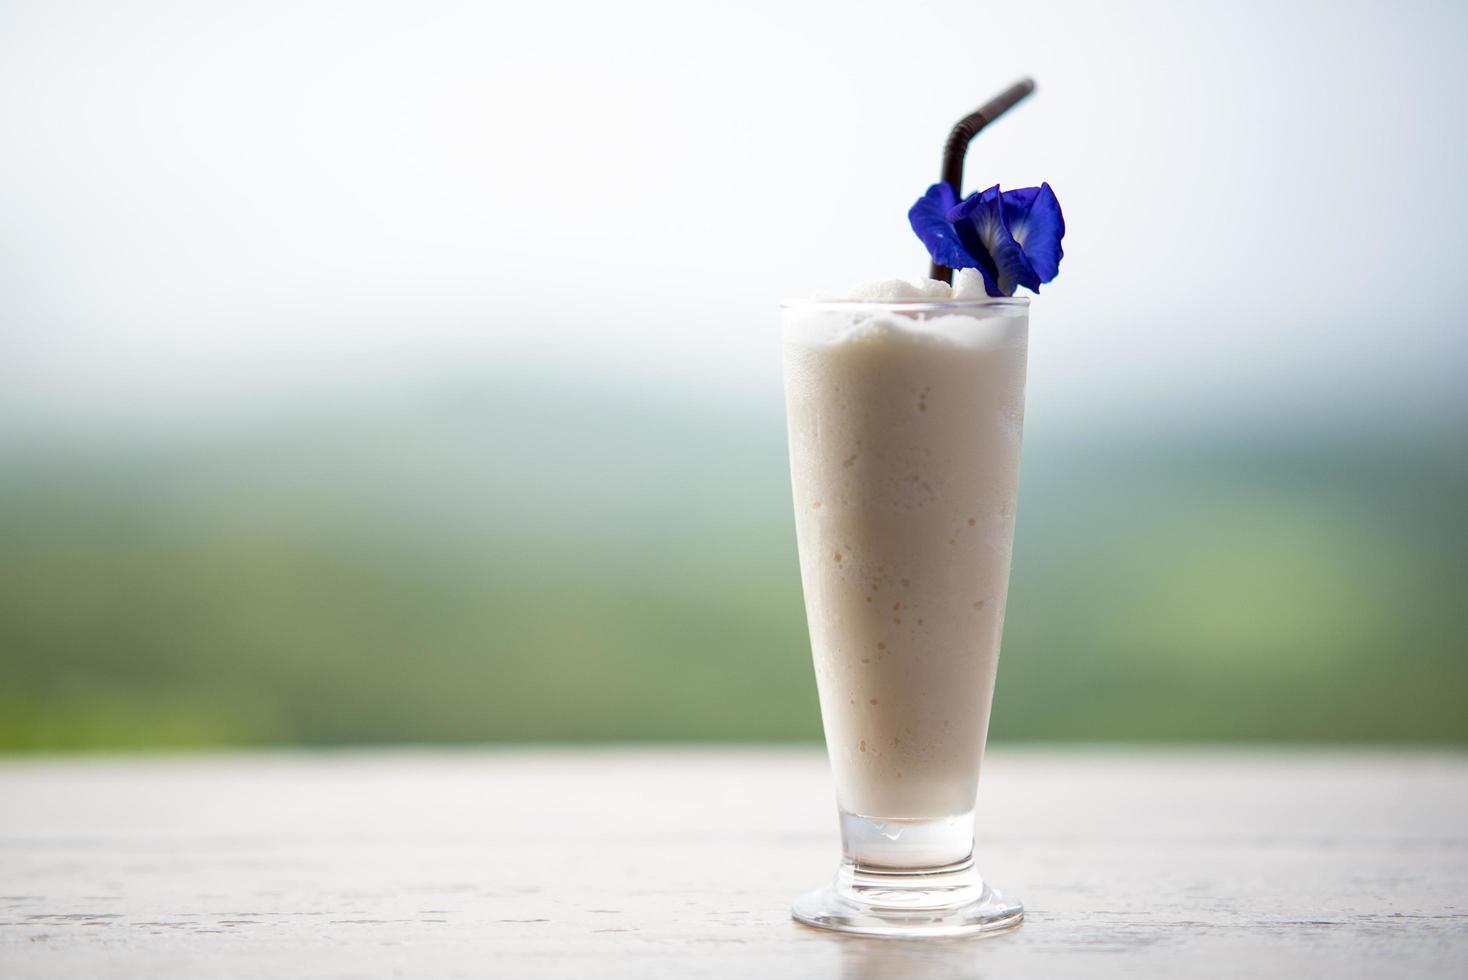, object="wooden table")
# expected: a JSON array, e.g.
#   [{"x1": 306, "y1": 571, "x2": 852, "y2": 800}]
[{"x1": 1, "y1": 748, "x2": 1465, "y2": 978}]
